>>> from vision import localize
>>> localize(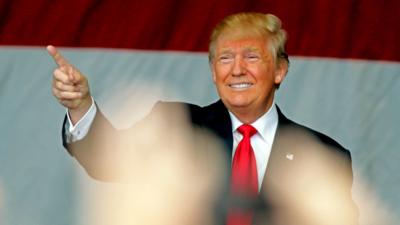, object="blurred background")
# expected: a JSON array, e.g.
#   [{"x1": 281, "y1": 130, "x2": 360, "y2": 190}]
[{"x1": 0, "y1": 0, "x2": 399, "y2": 224}]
